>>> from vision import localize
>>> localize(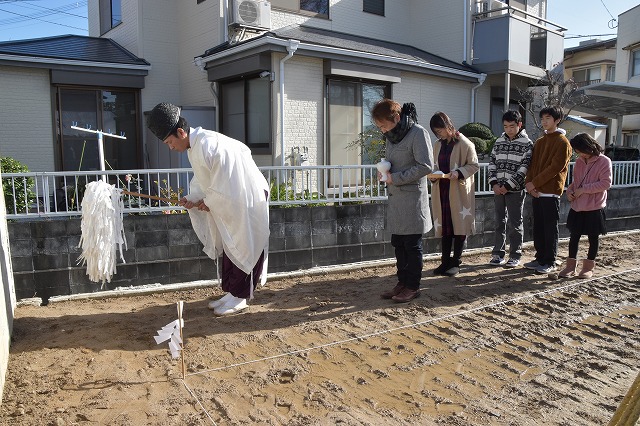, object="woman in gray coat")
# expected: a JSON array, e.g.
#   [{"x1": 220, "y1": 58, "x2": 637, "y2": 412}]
[{"x1": 372, "y1": 99, "x2": 434, "y2": 303}]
